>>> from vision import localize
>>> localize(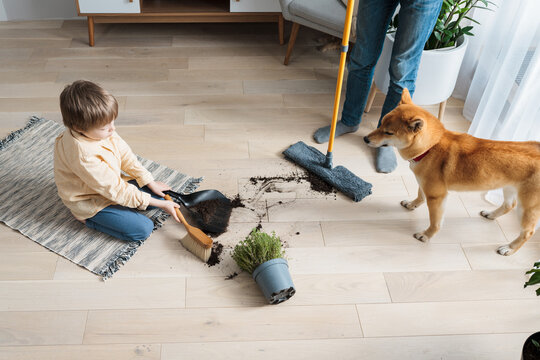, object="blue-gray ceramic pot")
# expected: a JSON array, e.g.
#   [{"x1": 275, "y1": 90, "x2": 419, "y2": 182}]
[{"x1": 252, "y1": 258, "x2": 295, "y2": 304}]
